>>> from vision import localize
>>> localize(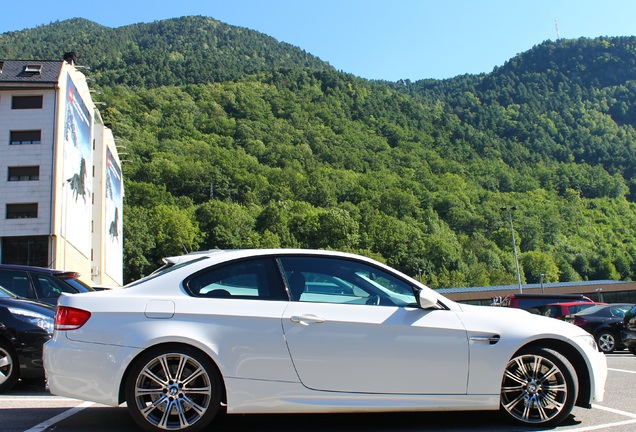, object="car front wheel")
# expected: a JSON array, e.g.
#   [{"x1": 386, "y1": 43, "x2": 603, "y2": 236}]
[
  {"x1": 125, "y1": 345, "x2": 223, "y2": 432},
  {"x1": 500, "y1": 346, "x2": 578, "y2": 427},
  {"x1": 595, "y1": 331, "x2": 617, "y2": 353}
]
